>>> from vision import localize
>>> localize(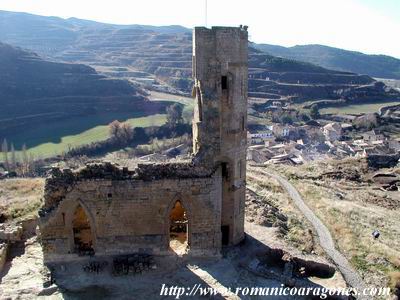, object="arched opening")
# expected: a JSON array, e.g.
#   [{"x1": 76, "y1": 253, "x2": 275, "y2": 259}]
[
  {"x1": 169, "y1": 200, "x2": 189, "y2": 254},
  {"x1": 72, "y1": 205, "x2": 94, "y2": 255},
  {"x1": 220, "y1": 159, "x2": 234, "y2": 246}
]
